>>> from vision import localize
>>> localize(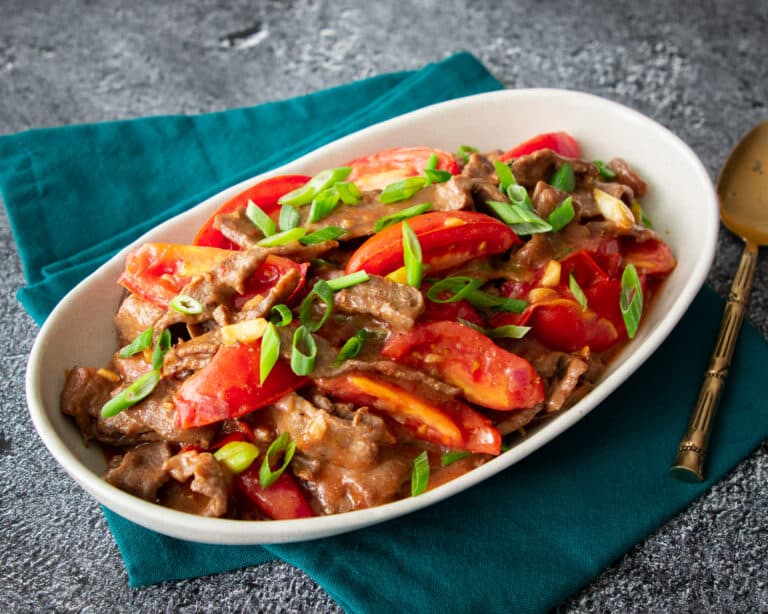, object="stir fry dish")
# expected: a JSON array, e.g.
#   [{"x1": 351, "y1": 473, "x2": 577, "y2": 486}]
[{"x1": 61, "y1": 133, "x2": 676, "y2": 520}]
